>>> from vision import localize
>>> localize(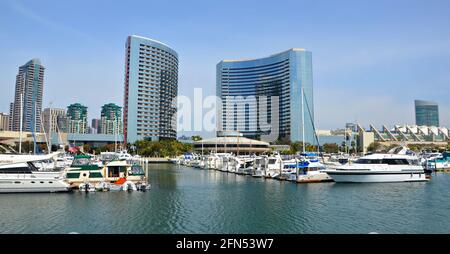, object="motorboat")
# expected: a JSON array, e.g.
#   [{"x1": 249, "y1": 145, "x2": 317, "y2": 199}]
[
  {"x1": 423, "y1": 151, "x2": 450, "y2": 171},
  {"x1": 323, "y1": 146, "x2": 428, "y2": 183},
  {"x1": 0, "y1": 152, "x2": 61, "y2": 166},
  {"x1": 64, "y1": 155, "x2": 148, "y2": 188},
  {"x1": 295, "y1": 159, "x2": 333, "y2": 183},
  {"x1": 117, "y1": 150, "x2": 133, "y2": 161},
  {"x1": 235, "y1": 156, "x2": 255, "y2": 175},
  {"x1": 252, "y1": 156, "x2": 267, "y2": 177},
  {"x1": 79, "y1": 182, "x2": 96, "y2": 192},
  {"x1": 0, "y1": 161, "x2": 70, "y2": 193},
  {"x1": 265, "y1": 154, "x2": 283, "y2": 178}
]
